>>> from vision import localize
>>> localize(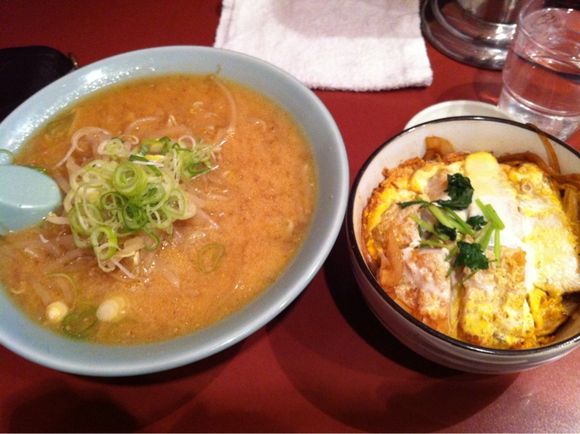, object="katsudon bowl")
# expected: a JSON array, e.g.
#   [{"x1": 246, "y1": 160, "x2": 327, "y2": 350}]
[
  {"x1": 347, "y1": 117, "x2": 580, "y2": 374},
  {"x1": 0, "y1": 46, "x2": 348, "y2": 376}
]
